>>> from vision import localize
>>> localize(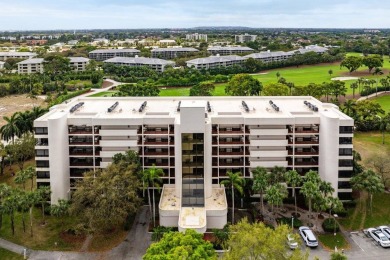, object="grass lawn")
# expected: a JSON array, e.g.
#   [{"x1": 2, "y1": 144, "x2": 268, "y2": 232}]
[
  {"x1": 318, "y1": 233, "x2": 349, "y2": 250},
  {"x1": 371, "y1": 94, "x2": 390, "y2": 113},
  {"x1": 353, "y1": 131, "x2": 390, "y2": 165},
  {"x1": 159, "y1": 87, "x2": 190, "y2": 96},
  {"x1": 88, "y1": 91, "x2": 117, "y2": 97},
  {"x1": 0, "y1": 248, "x2": 23, "y2": 260}
]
